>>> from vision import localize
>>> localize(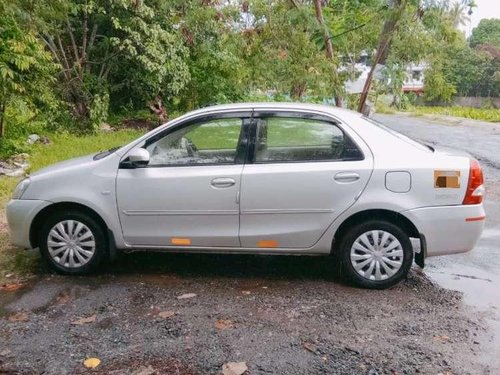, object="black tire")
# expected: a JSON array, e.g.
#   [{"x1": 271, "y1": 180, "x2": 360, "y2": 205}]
[
  {"x1": 338, "y1": 220, "x2": 413, "y2": 289},
  {"x1": 38, "y1": 210, "x2": 107, "y2": 275}
]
